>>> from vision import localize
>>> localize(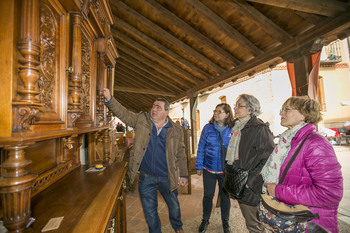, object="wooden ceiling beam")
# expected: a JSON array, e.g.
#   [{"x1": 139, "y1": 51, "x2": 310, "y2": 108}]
[
  {"x1": 116, "y1": 67, "x2": 165, "y2": 91},
  {"x1": 117, "y1": 53, "x2": 184, "y2": 92},
  {"x1": 122, "y1": 0, "x2": 240, "y2": 69},
  {"x1": 112, "y1": 28, "x2": 202, "y2": 85},
  {"x1": 294, "y1": 11, "x2": 323, "y2": 25},
  {"x1": 185, "y1": 9, "x2": 350, "y2": 98},
  {"x1": 232, "y1": 0, "x2": 293, "y2": 43},
  {"x1": 112, "y1": 16, "x2": 211, "y2": 82},
  {"x1": 117, "y1": 44, "x2": 192, "y2": 88},
  {"x1": 114, "y1": 92, "x2": 150, "y2": 112},
  {"x1": 115, "y1": 71, "x2": 152, "y2": 90},
  {"x1": 110, "y1": 0, "x2": 225, "y2": 76},
  {"x1": 158, "y1": 0, "x2": 262, "y2": 58},
  {"x1": 114, "y1": 86, "x2": 176, "y2": 97},
  {"x1": 116, "y1": 59, "x2": 180, "y2": 92},
  {"x1": 246, "y1": 0, "x2": 349, "y2": 17}
]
